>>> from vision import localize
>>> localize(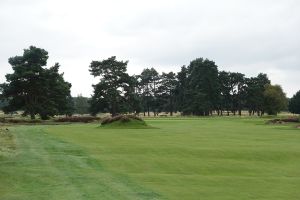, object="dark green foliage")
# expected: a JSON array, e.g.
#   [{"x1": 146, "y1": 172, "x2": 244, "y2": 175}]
[
  {"x1": 122, "y1": 75, "x2": 143, "y2": 114},
  {"x1": 0, "y1": 100, "x2": 8, "y2": 110},
  {"x1": 157, "y1": 72, "x2": 177, "y2": 116},
  {"x1": 180, "y1": 58, "x2": 219, "y2": 116},
  {"x1": 263, "y1": 84, "x2": 287, "y2": 115},
  {"x1": 73, "y1": 95, "x2": 90, "y2": 114},
  {"x1": 89, "y1": 56, "x2": 135, "y2": 116},
  {"x1": 139, "y1": 68, "x2": 160, "y2": 116},
  {"x1": 245, "y1": 73, "x2": 271, "y2": 116},
  {"x1": 218, "y1": 71, "x2": 231, "y2": 115},
  {"x1": 0, "y1": 46, "x2": 72, "y2": 120},
  {"x1": 38, "y1": 63, "x2": 74, "y2": 119},
  {"x1": 289, "y1": 90, "x2": 300, "y2": 114},
  {"x1": 1, "y1": 47, "x2": 289, "y2": 118},
  {"x1": 88, "y1": 57, "x2": 286, "y2": 117},
  {"x1": 228, "y1": 72, "x2": 247, "y2": 116},
  {"x1": 175, "y1": 66, "x2": 188, "y2": 113}
]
